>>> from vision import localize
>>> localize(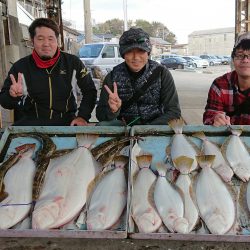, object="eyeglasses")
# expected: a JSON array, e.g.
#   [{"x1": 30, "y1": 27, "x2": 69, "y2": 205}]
[{"x1": 234, "y1": 54, "x2": 250, "y2": 60}]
